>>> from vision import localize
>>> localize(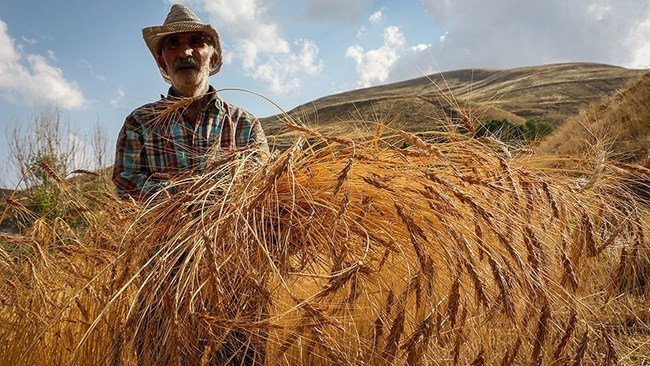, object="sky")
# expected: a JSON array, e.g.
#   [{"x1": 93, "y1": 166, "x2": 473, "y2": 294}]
[{"x1": 0, "y1": 0, "x2": 649, "y2": 187}]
